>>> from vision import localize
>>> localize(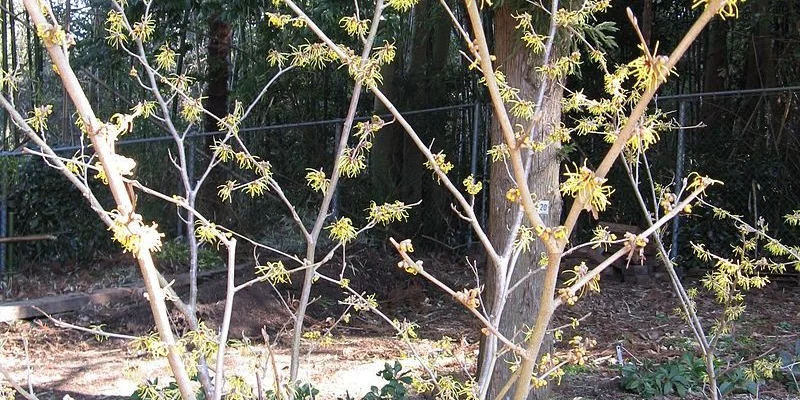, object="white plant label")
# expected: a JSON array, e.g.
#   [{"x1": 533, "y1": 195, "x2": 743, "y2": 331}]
[{"x1": 537, "y1": 200, "x2": 550, "y2": 215}]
